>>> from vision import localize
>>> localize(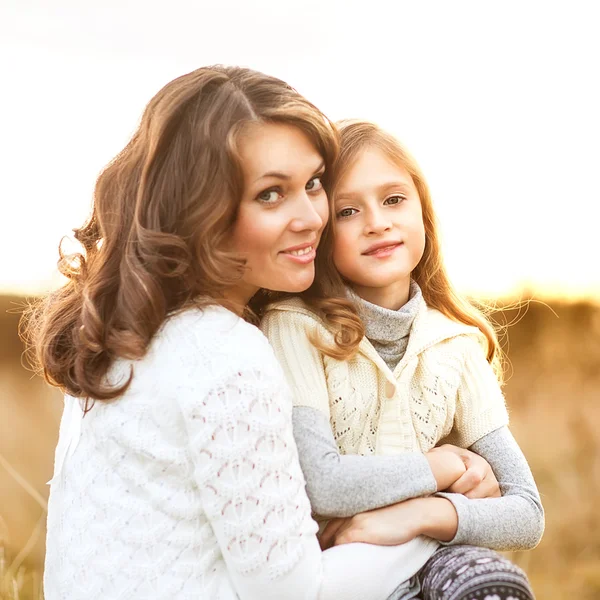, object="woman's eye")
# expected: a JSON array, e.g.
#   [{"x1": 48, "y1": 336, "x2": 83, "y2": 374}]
[
  {"x1": 384, "y1": 195, "x2": 406, "y2": 206},
  {"x1": 306, "y1": 175, "x2": 324, "y2": 192},
  {"x1": 337, "y1": 207, "x2": 358, "y2": 218},
  {"x1": 256, "y1": 189, "x2": 281, "y2": 203}
]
